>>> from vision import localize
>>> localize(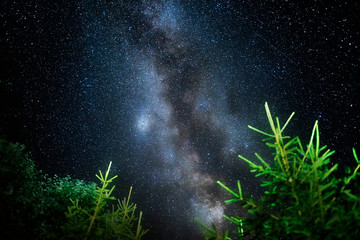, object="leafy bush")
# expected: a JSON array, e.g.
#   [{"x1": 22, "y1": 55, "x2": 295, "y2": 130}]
[
  {"x1": 0, "y1": 139, "x2": 43, "y2": 239},
  {"x1": 198, "y1": 103, "x2": 360, "y2": 239},
  {"x1": 0, "y1": 139, "x2": 99, "y2": 239},
  {"x1": 0, "y1": 139, "x2": 147, "y2": 239},
  {"x1": 61, "y1": 162, "x2": 148, "y2": 240},
  {"x1": 39, "y1": 175, "x2": 97, "y2": 239}
]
